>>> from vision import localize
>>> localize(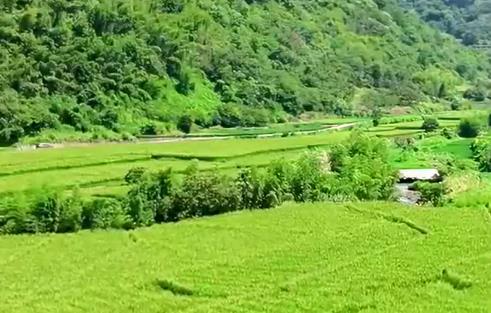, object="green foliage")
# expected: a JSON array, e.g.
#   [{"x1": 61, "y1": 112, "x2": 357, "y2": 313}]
[
  {"x1": 413, "y1": 182, "x2": 446, "y2": 206},
  {"x1": 0, "y1": 0, "x2": 489, "y2": 143},
  {"x1": 399, "y1": 0, "x2": 491, "y2": 46},
  {"x1": 329, "y1": 132, "x2": 397, "y2": 200},
  {"x1": 124, "y1": 167, "x2": 147, "y2": 184},
  {"x1": 422, "y1": 117, "x2": 439, "y2": 132},
  {"x1": 463, "y1": 87, "x2": 487, "y2": 101},
  {"x1": 0, "y1": 188, "x2": 83, "y2": 234},
  {"x1": 0, "y1": 131, "x2": 397, "y2": 235},
  {"x1": 458, "y1": 116, "x2": 485, "y2": 138},
  {"x1": 393, "y1": 136, "x2": 417, "y2": 152},
  {"x1": 82, "y1": 198, "x2": 130, "y2": 230},
  {"x1": 177, "y1": 115, "x2": 194, "y2": 134},
  {"x1": 470, "y1": 137, "x2": 491, "y2": 172}
]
